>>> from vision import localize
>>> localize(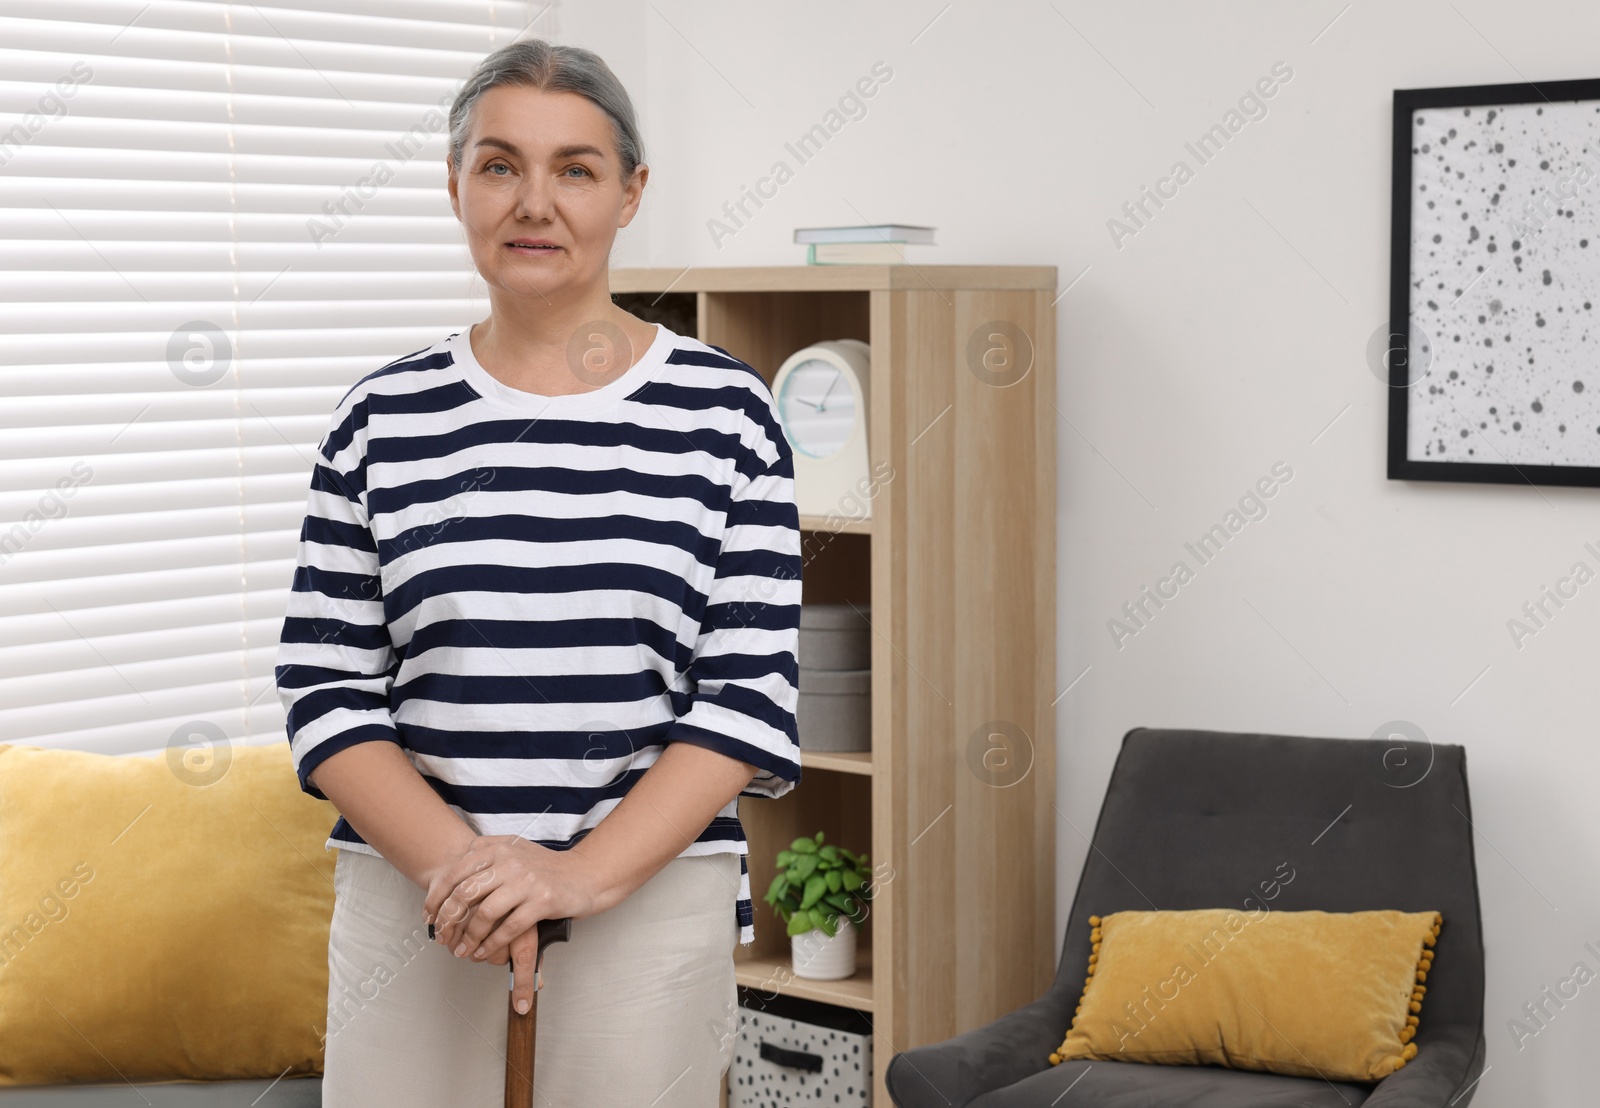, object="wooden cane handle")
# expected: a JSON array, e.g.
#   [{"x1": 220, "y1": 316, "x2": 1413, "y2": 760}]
[{"x1": 504, "y1": 918, "x2": 573, "y2": 1108}]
